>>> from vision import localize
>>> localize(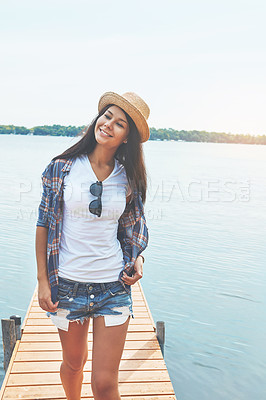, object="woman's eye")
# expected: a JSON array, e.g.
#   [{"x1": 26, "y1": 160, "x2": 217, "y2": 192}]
[{"x1": 104, "y1": 114, "x2": 124, "y2": 128}]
